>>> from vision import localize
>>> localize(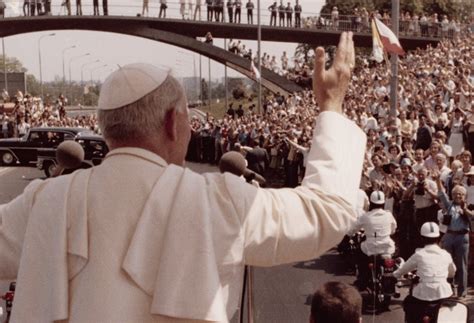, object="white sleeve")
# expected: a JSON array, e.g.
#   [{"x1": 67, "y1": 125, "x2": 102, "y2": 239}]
[
  {"x1": 302, "y1": 112, "x2": 366, "y2": 207},
  {"x1": 393, "y1": 253, "x2": 418, "y2": 278},
  {"x1": 0, "y1": 180, "x2": 43, "y2": 279},
  {"x1": 225, "y1": 112, "x2": 366, "y2": 266}
]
